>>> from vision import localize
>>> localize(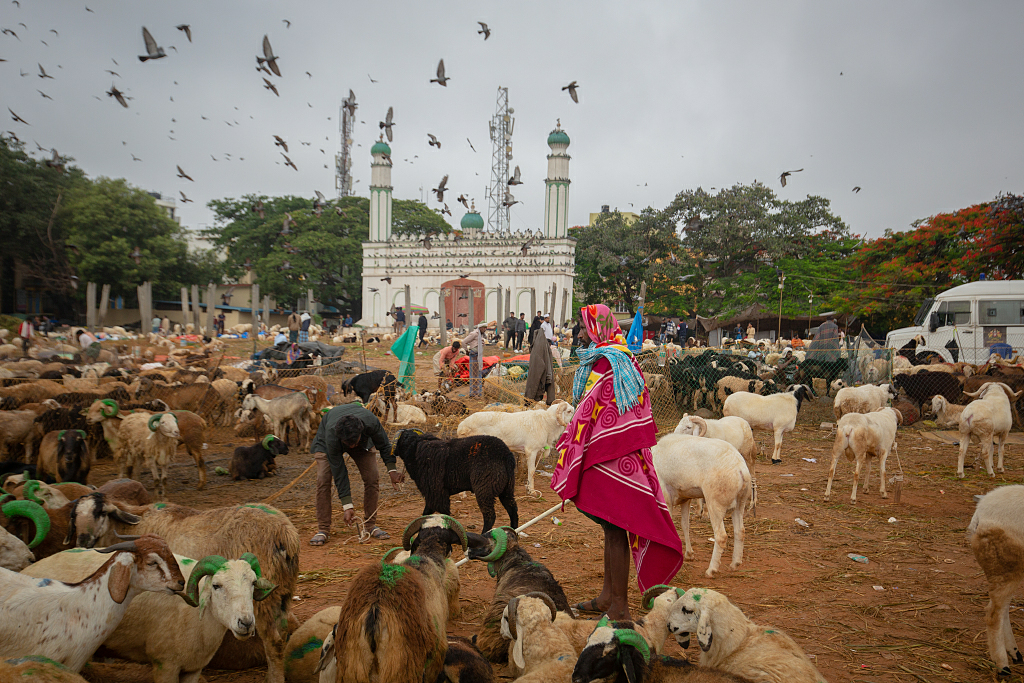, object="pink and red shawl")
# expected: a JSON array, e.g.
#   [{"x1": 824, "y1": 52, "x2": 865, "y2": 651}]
[{"x1": 550, "y1": 355, "x2": 683, "y2": 592}]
